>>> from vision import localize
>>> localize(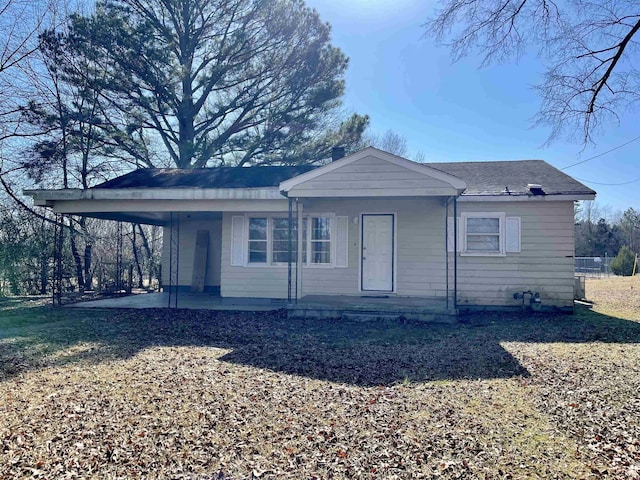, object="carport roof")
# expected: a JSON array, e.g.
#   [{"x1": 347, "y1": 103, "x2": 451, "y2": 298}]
[{"x1": 94, "y1": 165, "x2": 316, "y2": 189}]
